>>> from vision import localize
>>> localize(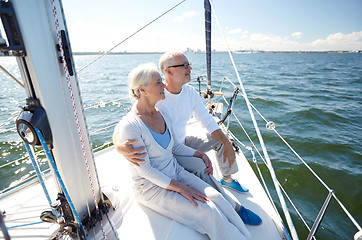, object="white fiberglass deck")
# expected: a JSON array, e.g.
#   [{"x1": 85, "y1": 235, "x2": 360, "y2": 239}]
[{"x1": 0, "y1": 146, "x2": 289, "y2": 239}]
